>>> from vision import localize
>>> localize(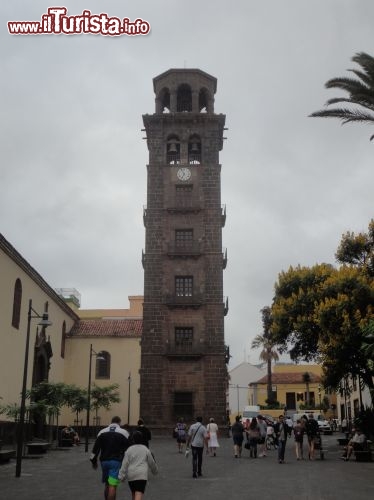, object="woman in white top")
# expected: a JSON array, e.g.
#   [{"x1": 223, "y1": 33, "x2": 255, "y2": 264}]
[
  {"x1": 119, "y1": 431, "x2": 158, "y2": 500},
  {"x1": 206, "y1": 418, "x2": 220, "y2": 456}
]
